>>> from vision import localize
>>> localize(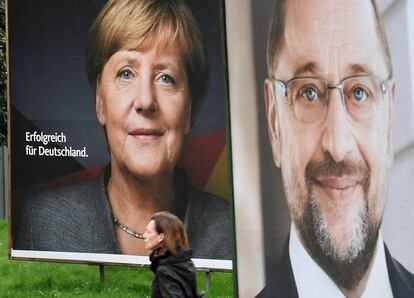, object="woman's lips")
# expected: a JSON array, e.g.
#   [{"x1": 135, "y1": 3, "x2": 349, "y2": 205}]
[
  {"x1": 130, "y1": 128, "x2": 164, "y2": 141},
  {"x1": 314, "y1": 177, "x2": 359, "y2": 202}
]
